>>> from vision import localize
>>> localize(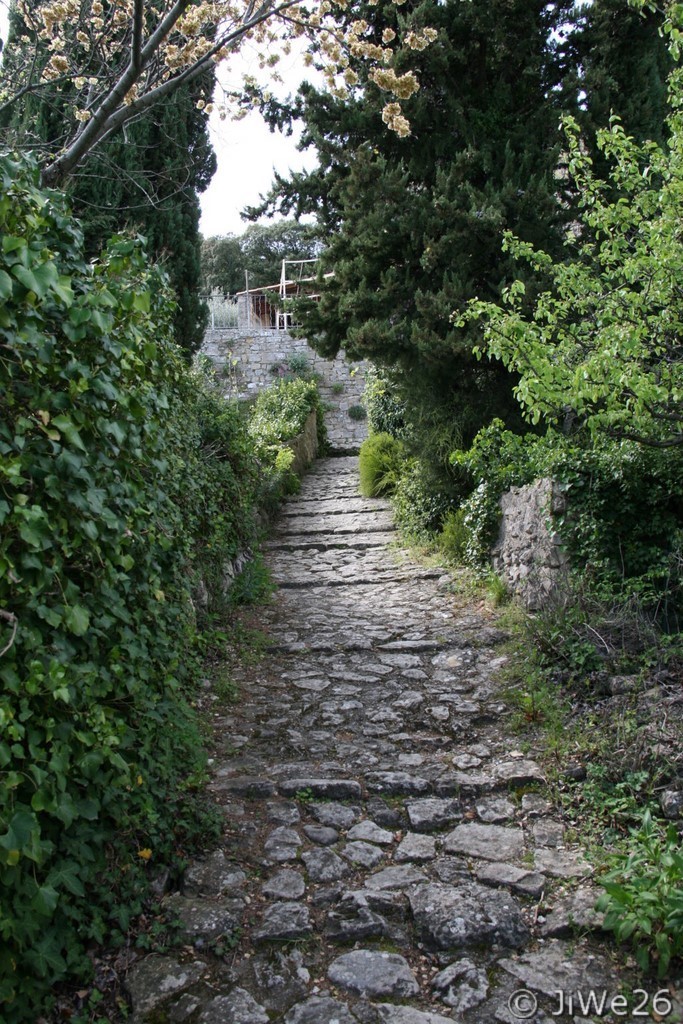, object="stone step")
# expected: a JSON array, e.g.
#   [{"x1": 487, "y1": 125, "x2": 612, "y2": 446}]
[
  {"x1": 273, "y1": 511, "x2": 395, "y2": 535},
  {"x1": 280, "y1": 497, "x2": 389, "y2": 516},
  {"x1": 265, "y1": 531, "x2": 397, "y2": 551},
  {"x1": 274, "y1": 569, "x2": 445, "y2": 589}
]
